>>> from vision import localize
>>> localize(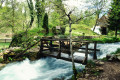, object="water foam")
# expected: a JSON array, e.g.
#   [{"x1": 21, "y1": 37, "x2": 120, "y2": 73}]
[
  {"x1": 89, "y1": 42, "x2": 120, "y2": 58},
  {"x1": 0, "y1": 58, "x2": 84, "y2": 80}
]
